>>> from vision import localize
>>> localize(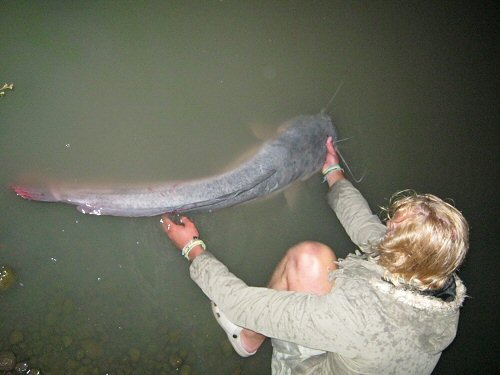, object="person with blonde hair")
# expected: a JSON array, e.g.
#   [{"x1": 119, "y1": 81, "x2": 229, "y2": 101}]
[
  {"x1": 161, "y1": 136, "x2": 469, "y2": 375},
  {"x1": 377, "y1": 191, "x2": 469, "y2": 293}
]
